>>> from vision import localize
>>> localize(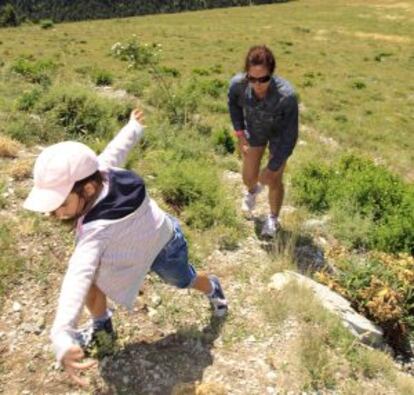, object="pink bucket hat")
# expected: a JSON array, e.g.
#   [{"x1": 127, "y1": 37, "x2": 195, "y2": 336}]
[{"x1": 23, "y1": 141, "x2": 99, "y2": 213}]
